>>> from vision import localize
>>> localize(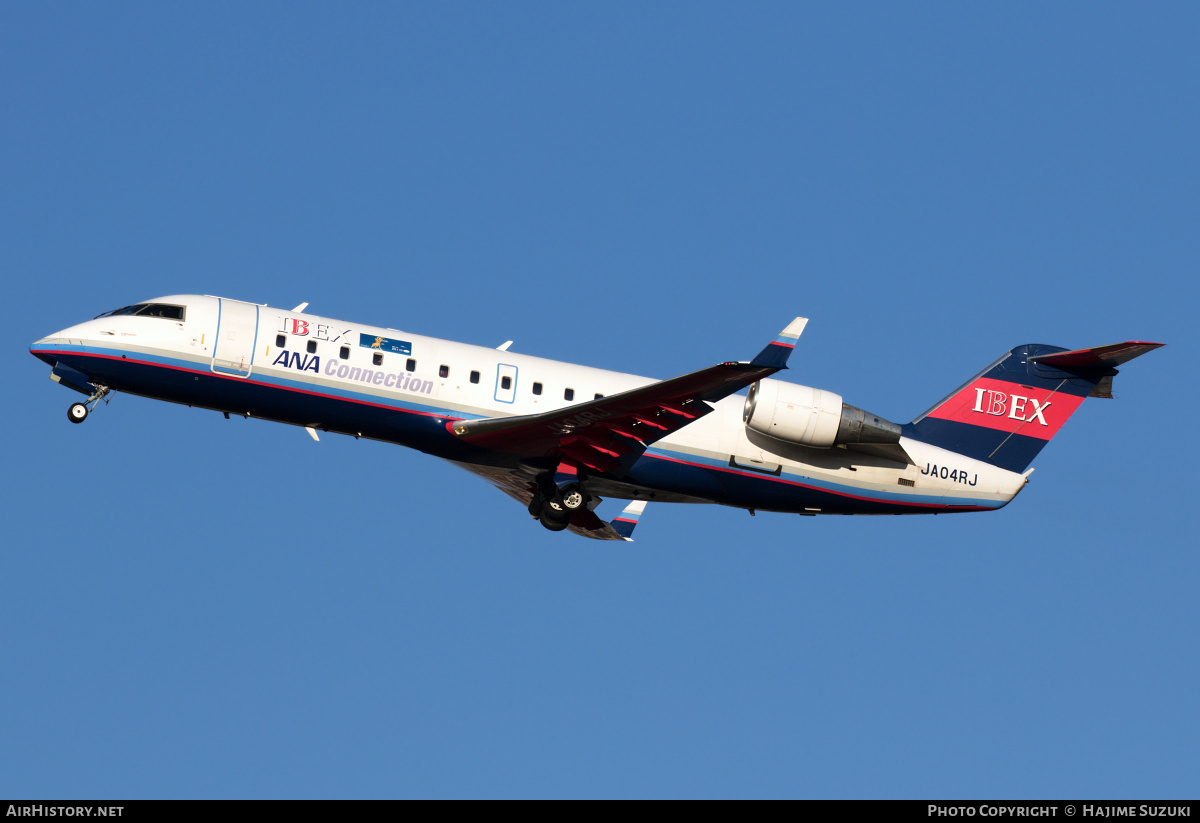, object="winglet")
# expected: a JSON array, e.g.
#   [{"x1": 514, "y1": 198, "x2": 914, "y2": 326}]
[
  {"x1": 749, "y1": 317, "x2": 808, "y2": 369},
  {"x1": 609, "y1": 500, "x2": 648, "y2": 541}
]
